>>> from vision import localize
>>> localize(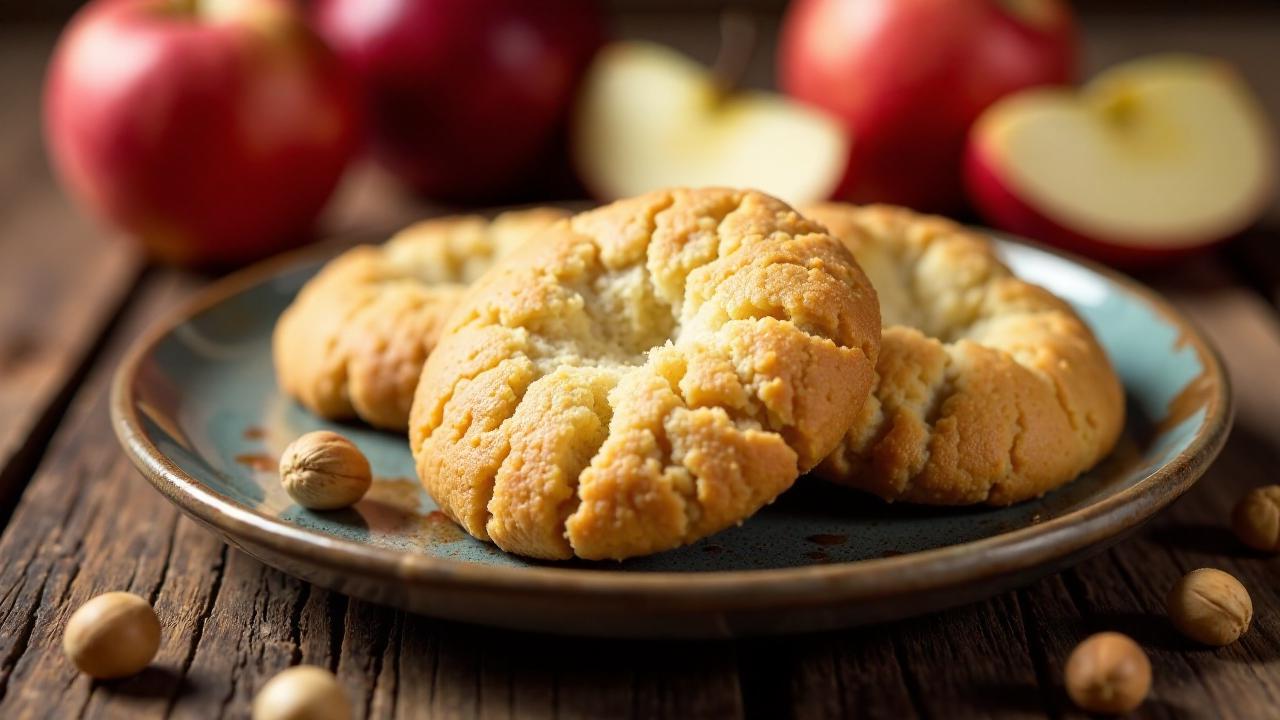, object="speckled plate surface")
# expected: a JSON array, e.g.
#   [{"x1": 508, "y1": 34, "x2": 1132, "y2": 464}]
[{"x1": 111, "y1": 232, "x2": 1231, "y2": 638}]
